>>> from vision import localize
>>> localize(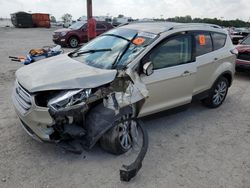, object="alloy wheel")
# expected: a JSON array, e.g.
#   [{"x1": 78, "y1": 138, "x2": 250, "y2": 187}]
[
  {"x1": 118, "y1": 115, "x2": 133, "y2": 150},
  {"x1": 213, "y1": 80, "x2": 227, "y2": 105},
  {"x1": 70, "y1": 38, "x2": 78, "y2": 48}
]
